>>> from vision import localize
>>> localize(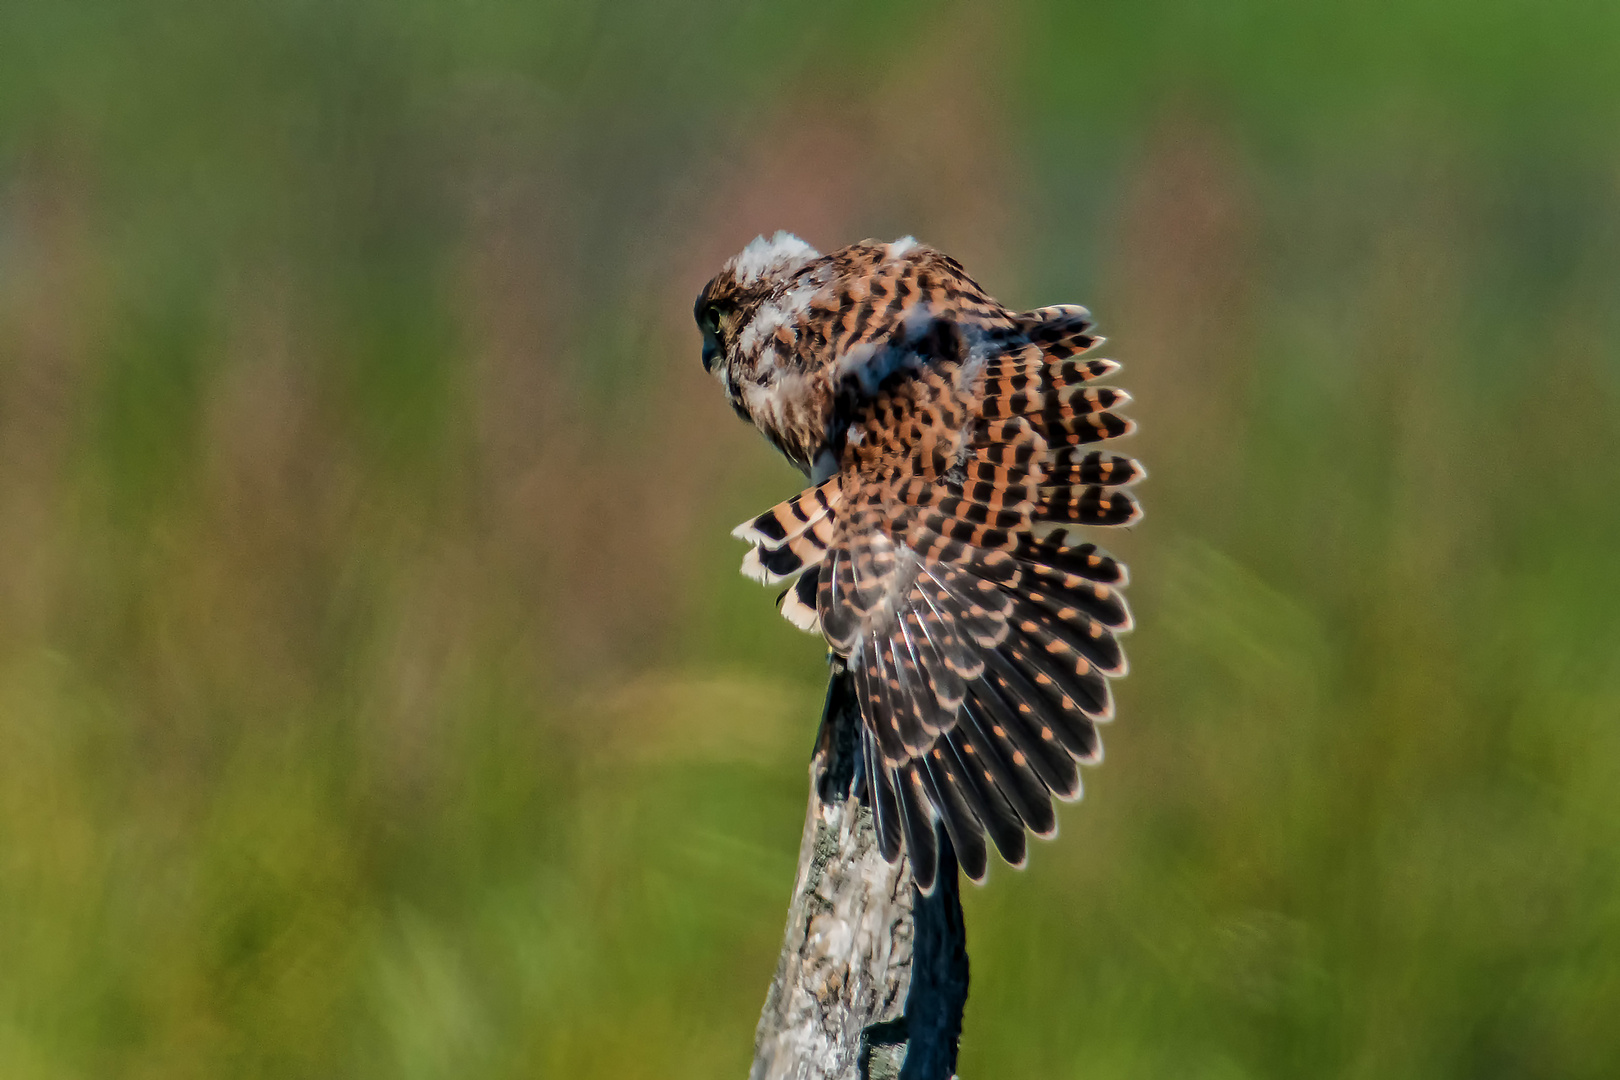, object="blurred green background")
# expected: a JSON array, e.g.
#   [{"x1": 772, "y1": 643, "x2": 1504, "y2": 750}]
[{"x1": 2, "y1": 1, "x2": 1618, "y2": 1076}]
